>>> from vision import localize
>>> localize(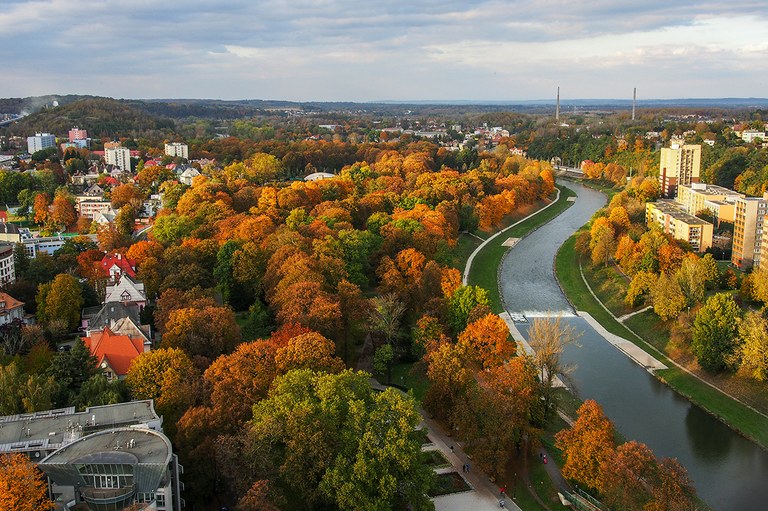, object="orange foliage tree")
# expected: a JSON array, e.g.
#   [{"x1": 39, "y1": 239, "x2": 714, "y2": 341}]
[
  {"x1": 0, "y1": 453, "x2": 54, "y2": 511},
  {"x1": 457, "y1": 313, "x2": 514, "y2": 369},
  {"x1": 555, "y1": 399, "x2": 615, "y2": 490}
]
